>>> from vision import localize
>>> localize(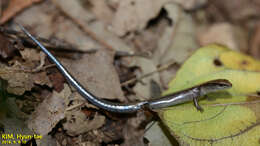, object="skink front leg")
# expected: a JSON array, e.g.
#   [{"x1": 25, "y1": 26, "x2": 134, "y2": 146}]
[
  {"x1": 191, "y1": 88, "x2": 204, "y2": 112},
  {"x1": 193, "y1": 96, "x2": 204, "y2": 112}
]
